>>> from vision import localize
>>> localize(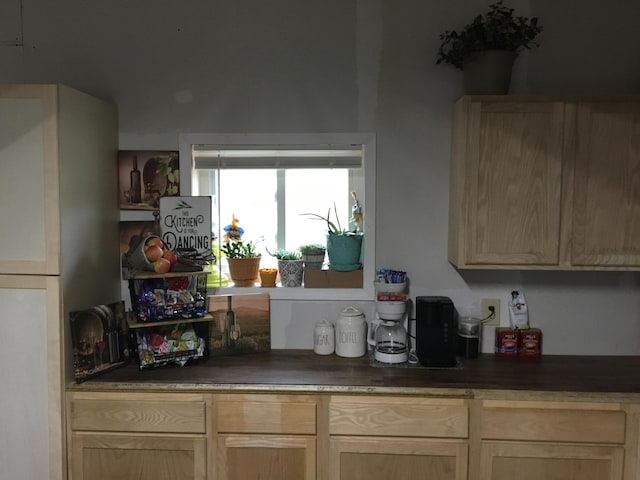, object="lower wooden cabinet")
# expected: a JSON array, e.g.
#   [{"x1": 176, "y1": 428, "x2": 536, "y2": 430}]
[
  {"x1": 67, "y1": 392, "x2": 209, "y2": 480},
  {"x1": 479, "y1": 441, "x2": 624, "y2": 480},
  {"x1": 66, "y1": 390, "x2": 640, "y2": 480},
  {"x1": 213, "y1": 394, "x2": 318, "y2": 480},
  {"x1": 476, "y1": 400, "x2": 627, "y2": 480},
  {"x1": 329, "y1": 396, "x2": 469, "y2": 480},
  {"x1": 217, "y1": 434, "x2": 315, "y2": 480},
  {"x1": 330, "y1": 436, "x2": 468, "y2": 480},
  {"x1": 70, "y1": 433, "x2": 207, "y2": 480}
]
